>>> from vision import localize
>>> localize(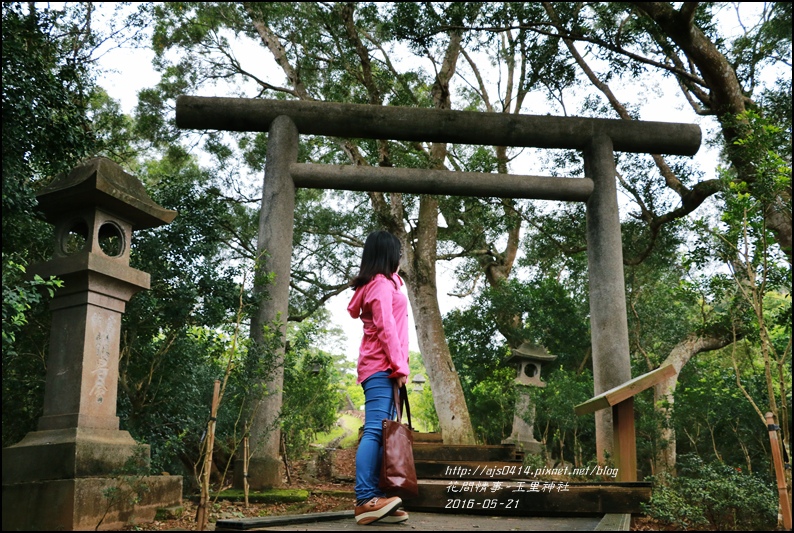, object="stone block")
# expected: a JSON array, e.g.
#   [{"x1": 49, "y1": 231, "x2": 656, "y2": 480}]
[
  {"x1": 2, "y1": 475, "x2": 182, "y2": 531},
  {"x1": 155, "y1": 505, "x2": 185, "y2": 520},
  {"x1": 3, "y1": 427, "x2": 147, "y2": 484}
]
